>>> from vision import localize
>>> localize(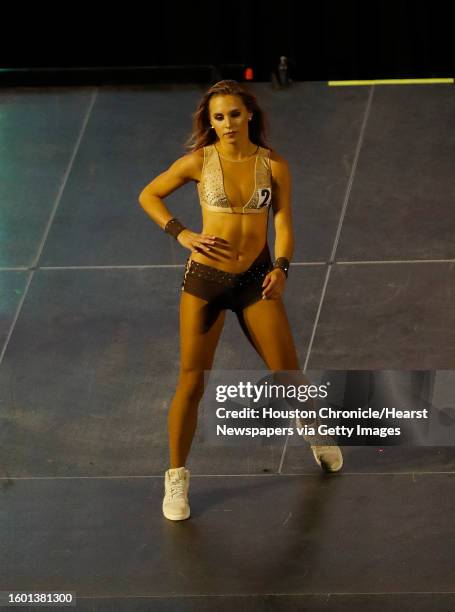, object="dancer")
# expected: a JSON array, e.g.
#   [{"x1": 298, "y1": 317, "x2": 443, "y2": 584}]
[{"x1": 138, "y1": 80, "x2": 343, "y2": 521}]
